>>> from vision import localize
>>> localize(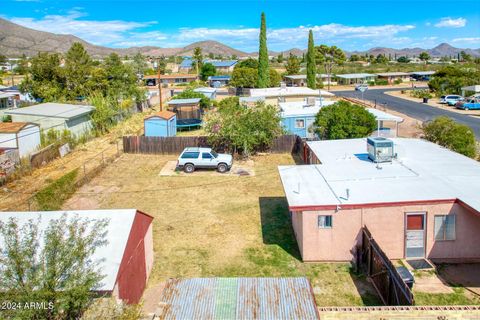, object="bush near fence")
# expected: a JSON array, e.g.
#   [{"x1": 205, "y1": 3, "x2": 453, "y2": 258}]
[{"x1": 122, "y1": 135, "x2": 301, "y2": 155}]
